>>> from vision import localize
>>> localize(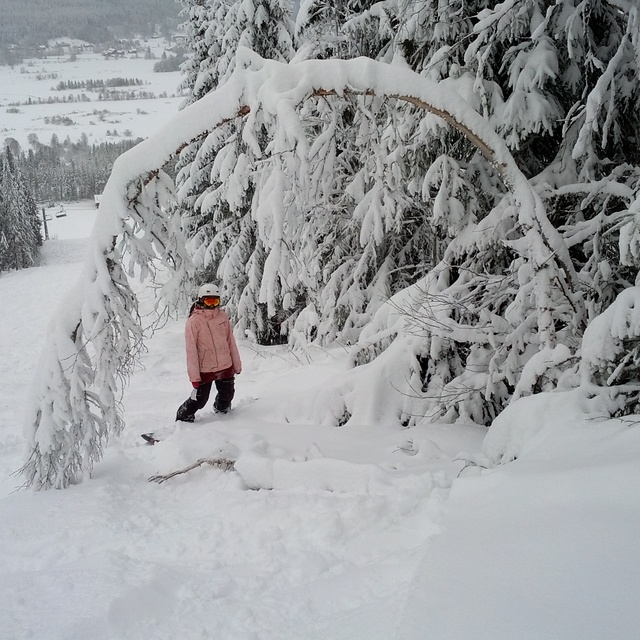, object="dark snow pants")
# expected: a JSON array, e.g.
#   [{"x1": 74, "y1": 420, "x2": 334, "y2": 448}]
[{"x1": 175, "y1": 376, "x2": 235, "y2": 422}]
